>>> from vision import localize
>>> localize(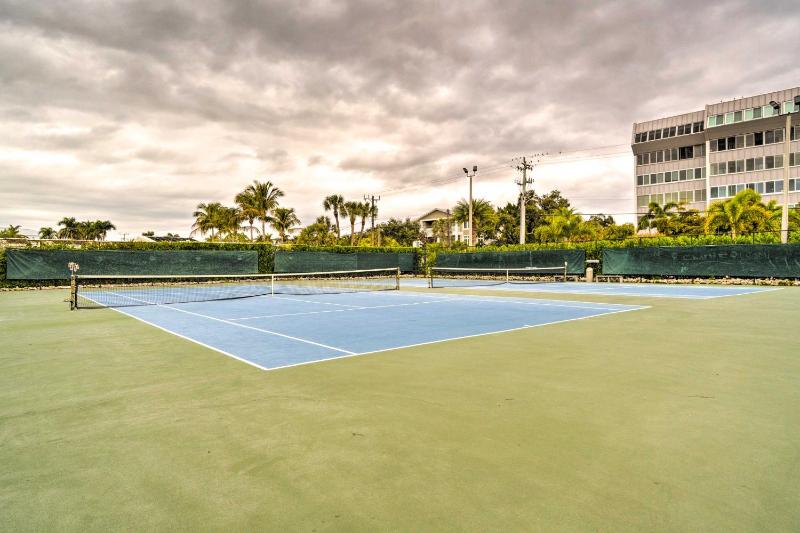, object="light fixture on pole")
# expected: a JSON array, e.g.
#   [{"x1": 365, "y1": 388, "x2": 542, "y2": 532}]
[
  {"x1": 463, "y1": 166, "x2": 477, "y2": 246},
  {"x1": 772, "y1": 98, "x2": 798, "y2": 244}
]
